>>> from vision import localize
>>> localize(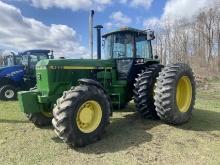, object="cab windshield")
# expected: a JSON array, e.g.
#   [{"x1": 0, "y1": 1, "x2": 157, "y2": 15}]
[
  {"x1": 136, "y1": 35, "x2": 152, "y2": 59},
  {"x1": 4, "y1": 56, "x2": 14, "y2": 66},
  {"x1": 2, "y1": 55, "x2": 22, "y2": 66},
  {"x1": 22, "y1": 53, "x2": 49, "y2": 69},
  {"x1": 104, "y1": 33, "x2": 134, "y2": 59},
  {"x1": 104, "y1": 33, "x2": 152, "y2": 59}
]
